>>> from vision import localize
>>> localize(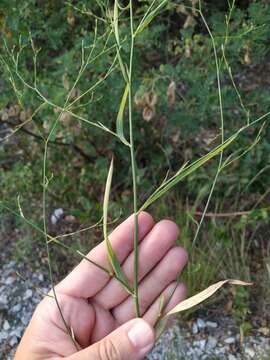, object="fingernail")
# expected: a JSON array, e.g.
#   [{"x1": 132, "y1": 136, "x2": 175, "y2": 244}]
[{"x1": 128, "y1": 319, "x2": 154, "y2": 355}]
